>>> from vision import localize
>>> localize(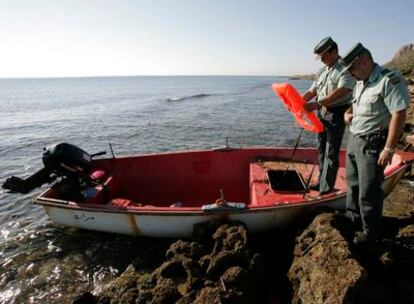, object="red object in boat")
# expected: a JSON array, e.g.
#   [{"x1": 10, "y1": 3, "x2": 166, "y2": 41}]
[
  {"x1": 90, "y1": 170, "x2": 106, "y2": 181},
  {"x1": 272, "y1": 83, "x2": 324, "y2": 133}
]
